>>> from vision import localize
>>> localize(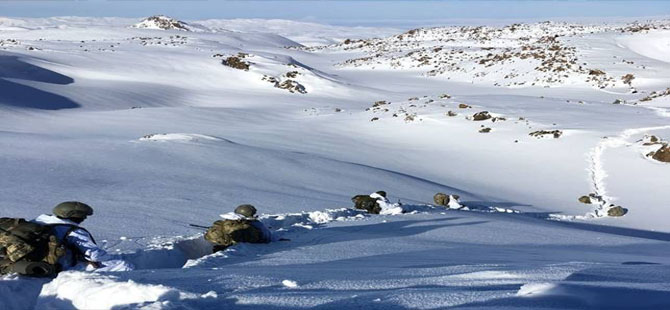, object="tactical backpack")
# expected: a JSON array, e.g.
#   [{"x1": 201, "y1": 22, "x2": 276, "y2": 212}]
[
  {"x1": 204, "y1": 219, "x2": 263, "y2": 251},
  {"x1": 0, "y1": 218, "x2": 67, "y2": 277},
  {"x1": 351, "y1": 195, "x2": 381, "y2": 214}
]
